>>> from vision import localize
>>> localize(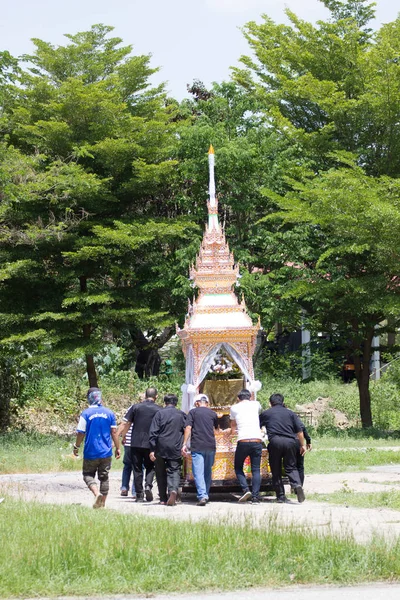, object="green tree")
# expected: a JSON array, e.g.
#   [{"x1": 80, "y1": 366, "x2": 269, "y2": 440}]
[
  {"x1": 0, "y1": 26, "x2": 197, "y2": 387},
  {"x1": 231, "y1": 0, "x2": 400, "y2": 426}
]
